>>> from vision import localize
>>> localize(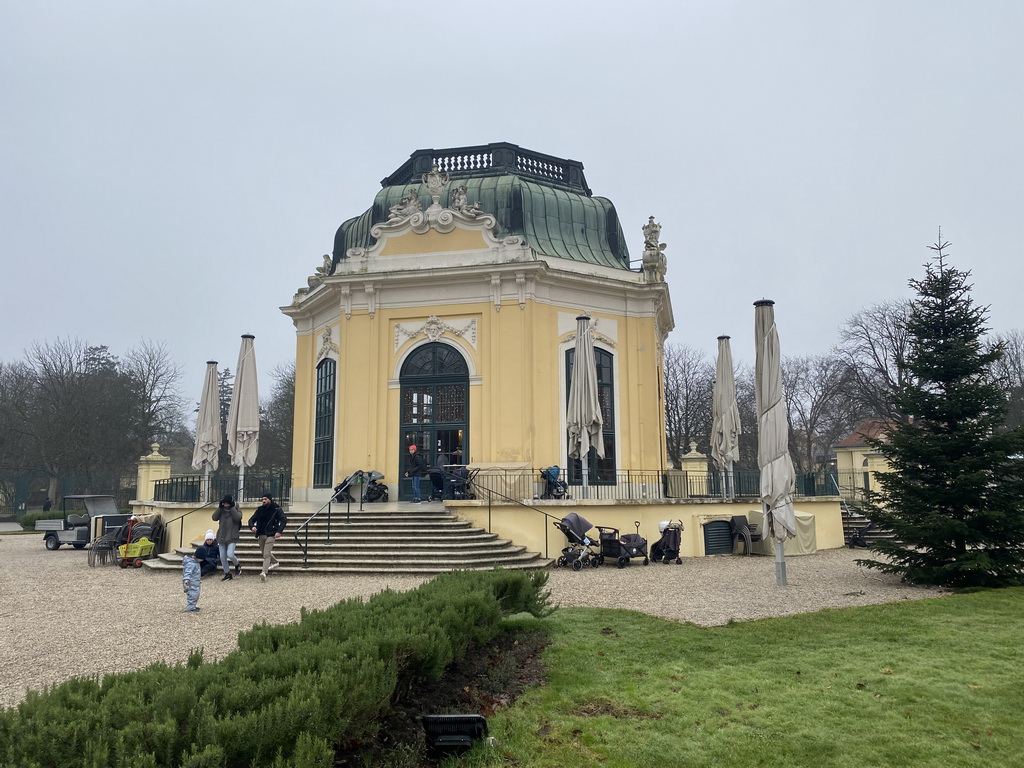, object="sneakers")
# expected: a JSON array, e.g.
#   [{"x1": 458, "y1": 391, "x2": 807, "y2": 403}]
[
  {"x1": 234, "y1": 561, "x2": 242, "y2": 576},
  {"x1": 411, "y1": 498, "x2": 421, "y2": 504},
  {"x1": 221, "y1": 574, "x2": 233, "y2": 581},
  {"x1": 186, "y1": 607, "x2": 201, "y2": 612},
  {"x1": 259, "y1": 572, "x2": 267, "y2": 582},
  {"x1": 268, "y1": 562, "x2": 280, "y2": 571}
]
